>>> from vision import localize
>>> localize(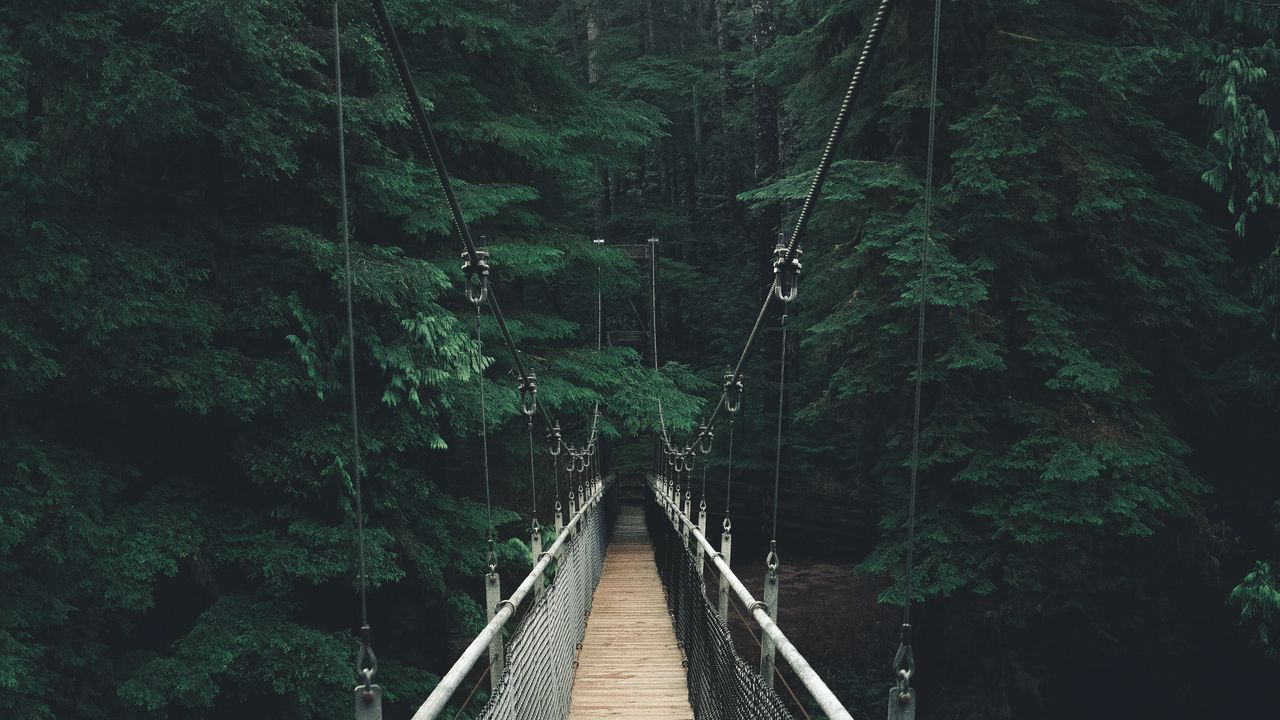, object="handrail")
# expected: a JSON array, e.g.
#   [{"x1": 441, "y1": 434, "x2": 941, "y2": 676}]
[
  {"x1": 648, "y1": 477, "x2": 855, "y2": 720},
  {"x1": 412, "y1": 475, "x2": 612, "y2": 720}
]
